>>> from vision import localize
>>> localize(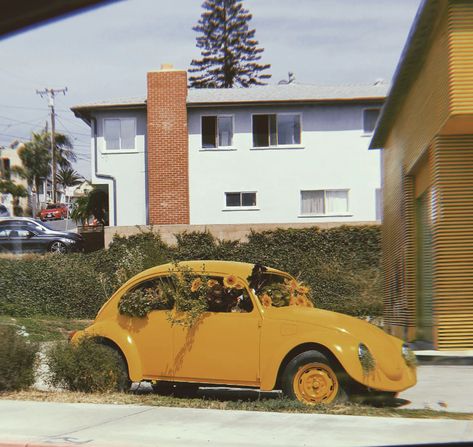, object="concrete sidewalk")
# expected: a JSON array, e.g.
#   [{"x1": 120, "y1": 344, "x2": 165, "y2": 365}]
[{"x1": 0, "y1": 400, "x2": 472, "y2": 447}]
